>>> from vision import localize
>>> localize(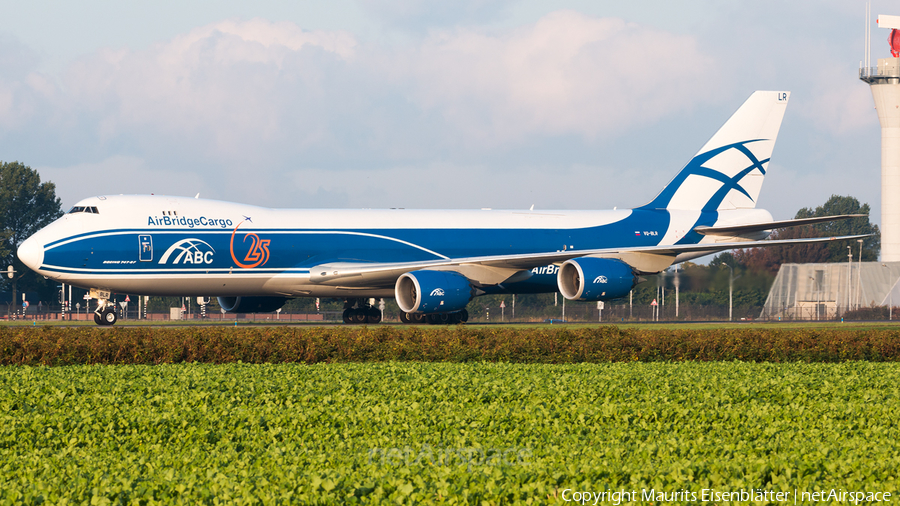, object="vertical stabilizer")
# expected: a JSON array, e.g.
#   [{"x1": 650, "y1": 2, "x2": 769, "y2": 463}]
[{"x1": 640, "y1": 91, "x2": 790, "y2": 211}]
